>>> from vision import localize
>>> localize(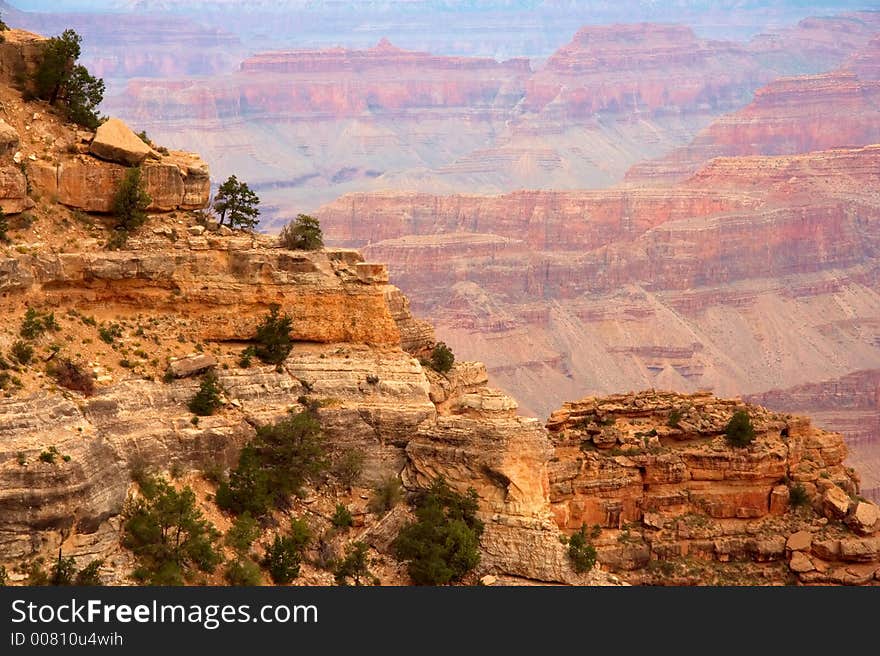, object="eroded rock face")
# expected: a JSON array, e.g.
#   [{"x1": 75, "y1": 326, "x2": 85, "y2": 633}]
[{"x1": 545, "y1": 391, "x2": 880, "y2": 585}]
